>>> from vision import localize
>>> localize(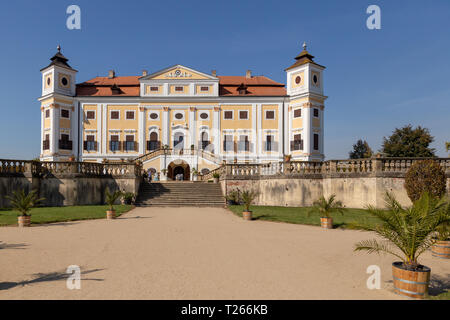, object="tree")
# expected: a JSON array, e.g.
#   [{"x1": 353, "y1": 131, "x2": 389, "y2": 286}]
[
  {"x1": 404, "y1": 160, "x2": 446, "y2": 202},
  {"x1": 381, "y1": 125, "x2": 435, "y2": 157},
  {"x1": 6, "y1": 189, "x2": 44, "y2": 216},
  {"x1": 354, "y1": 192, "x2": 450, "y2": 270},
  {"x1": 349, "y1": 139, "x2": 373, "y2": 159},
  {"x1": 446, "y1": 142, "x2": 450, "y2": 153}
]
